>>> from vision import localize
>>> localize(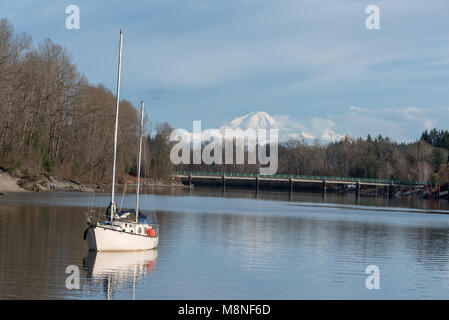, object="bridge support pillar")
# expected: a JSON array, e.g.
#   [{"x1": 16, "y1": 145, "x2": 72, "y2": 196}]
[
  {"x1": 222, "y1": 175, "x2": 226, "y2": 192},
  {"x1": 256, "y1": 176, "x2": 259, "y2": 193}
]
